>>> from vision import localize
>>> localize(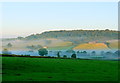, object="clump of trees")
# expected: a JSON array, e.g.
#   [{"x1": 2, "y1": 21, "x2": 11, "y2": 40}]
[
  {"x1": 6, "y1": 43, "x2": 12, "y2": 47},
  {"x1": 38, "y1": 48, "x2": 48, "y2": 56},
  {"x1": 17, "y1": 36, "x2": 24, "y2": 40},
  {"x1": 66, "y1": 49, "x2": 75, "y2": 54},
  {"x1": 80, "y1": 51, "x2": 87, "y2": 56},
  {"x1": 71, "y1": 54, "x2": 76, "y2": 58},
  {"x1": 91, "y1": 51, "x2": 96, "y2": 56},
  {"x1": 25, "y1": 30, "x2": 119, "y2": 44},
  {"x1": 105, "y1": 51, "x2": 113, "y2": 56}
]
